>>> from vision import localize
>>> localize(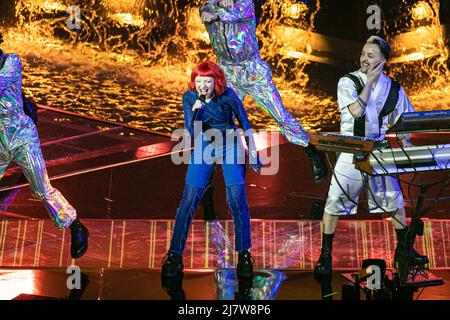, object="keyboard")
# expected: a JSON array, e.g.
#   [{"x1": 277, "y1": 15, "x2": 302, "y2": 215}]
[
  {"x1": 390, "y1": 109, "x2": 450, "y2": 133},
  {"x1": 354, "y1": 144, "x2": 450, "y2": 175},
  {"x1": 309, "y1": 132, "x2": 389, "y2": 155}
]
